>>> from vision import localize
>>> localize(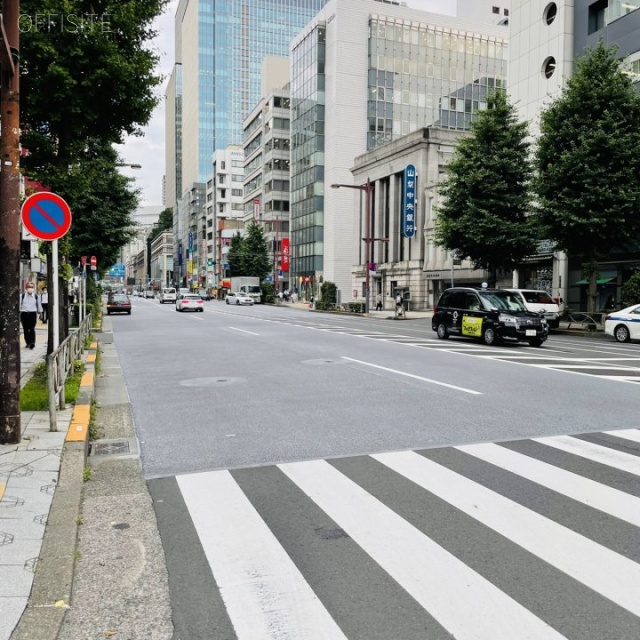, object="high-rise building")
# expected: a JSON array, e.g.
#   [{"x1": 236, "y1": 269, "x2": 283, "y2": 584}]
[
  {"x1": 170, "y1": 0, "x2": 327, "y2": 194},
  {"x1": 290, "y1": 0, "x2": 509, "y2": 298}
]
